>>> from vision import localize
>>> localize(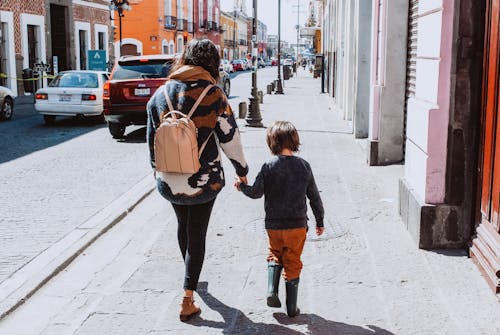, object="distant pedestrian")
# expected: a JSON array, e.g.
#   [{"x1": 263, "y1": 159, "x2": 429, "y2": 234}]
[
  {"x1": 147, "y1": 39, "x2": 249, "y2": 322},
  {"x1": 234, "y1": 121, "x2": 324, "y2": 317}
]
